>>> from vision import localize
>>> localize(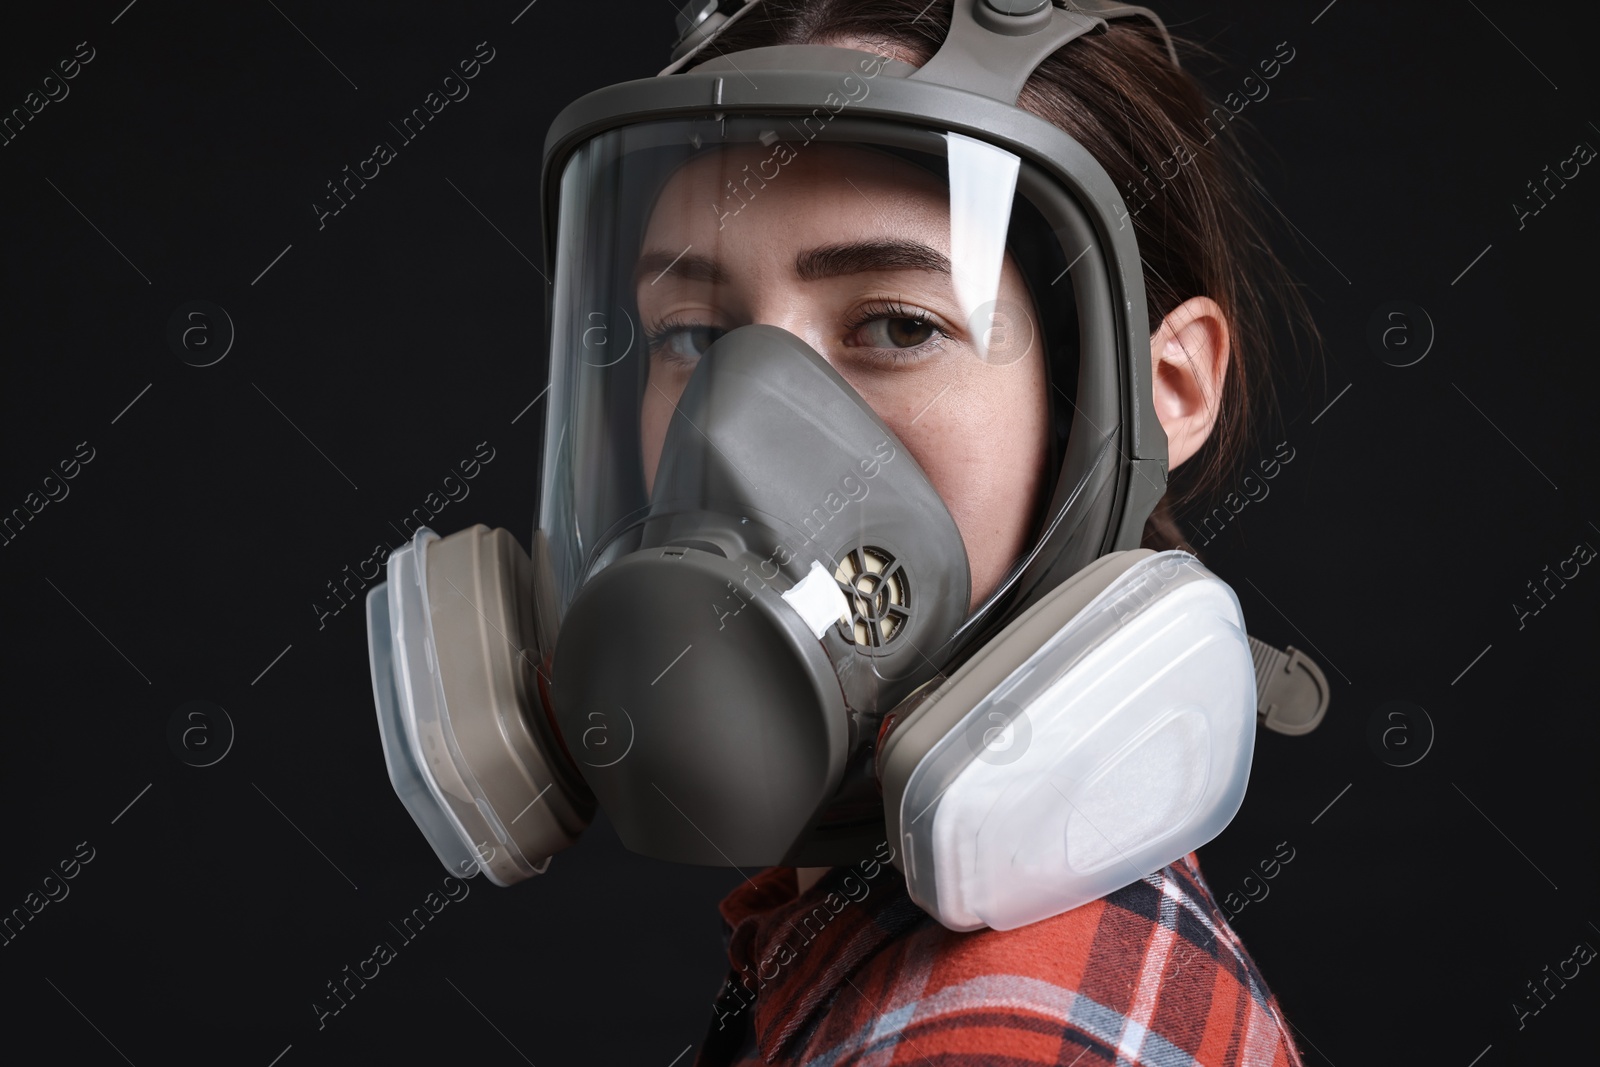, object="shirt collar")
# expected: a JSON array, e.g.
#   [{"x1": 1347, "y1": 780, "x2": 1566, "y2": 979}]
[{"x1": 715, "y1": 851, "x2": 927, "y2": 1062}]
